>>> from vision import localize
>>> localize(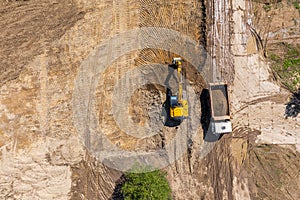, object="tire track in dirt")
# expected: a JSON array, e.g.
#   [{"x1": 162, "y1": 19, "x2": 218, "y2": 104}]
[
  {"x1": 0, "y1": 0, "x2": 85, "y2": 86},
  {"x1": 207, "y1": 0, "x2": 234, "y2": 83}
]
